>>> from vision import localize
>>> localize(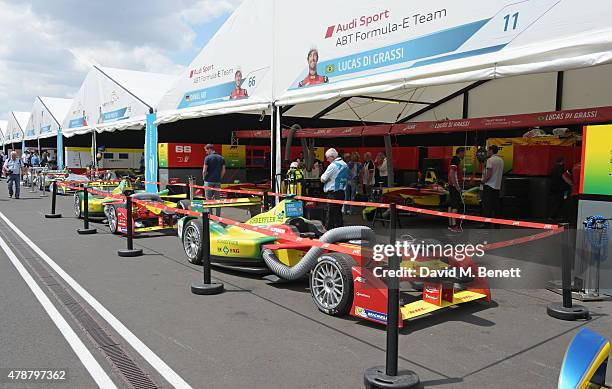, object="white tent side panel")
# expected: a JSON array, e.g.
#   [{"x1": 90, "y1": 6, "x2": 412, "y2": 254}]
[
  {"x1": 0, "y1": 120, "x2": 7, "y2": 146},
  {"x1": 156, "y1": 0, "x2": 274, "y2": 123},
  {"x1": 62, "y1": 66, "x2": 174, "y2": 137},
  {"x1": 25, "y1": 97, "x2": 72, "y2": 141},
  {"x1": 562, "y1": 63, "x2": 612, "y2": 110},
  {"x1": 273, "y1": 0, "x2": 612, "y2": 106},
  {"x1": 6, "y1": 112, "x2": 30, "y2": 145}
]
